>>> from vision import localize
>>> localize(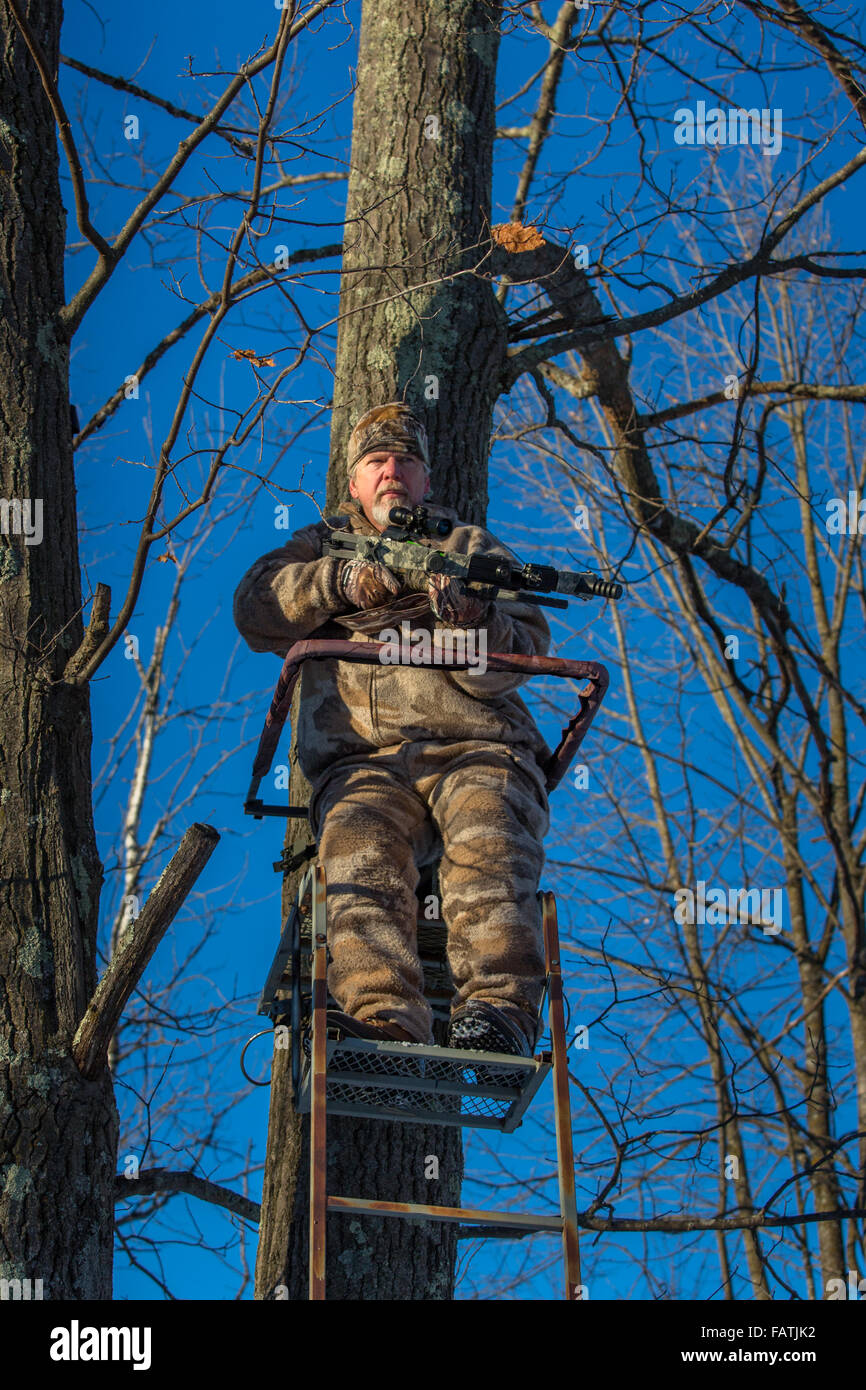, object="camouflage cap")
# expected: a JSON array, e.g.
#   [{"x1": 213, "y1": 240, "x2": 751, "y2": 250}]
[{"x1": 346, "y1": 403, "x2": 430, "y2": 475}]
